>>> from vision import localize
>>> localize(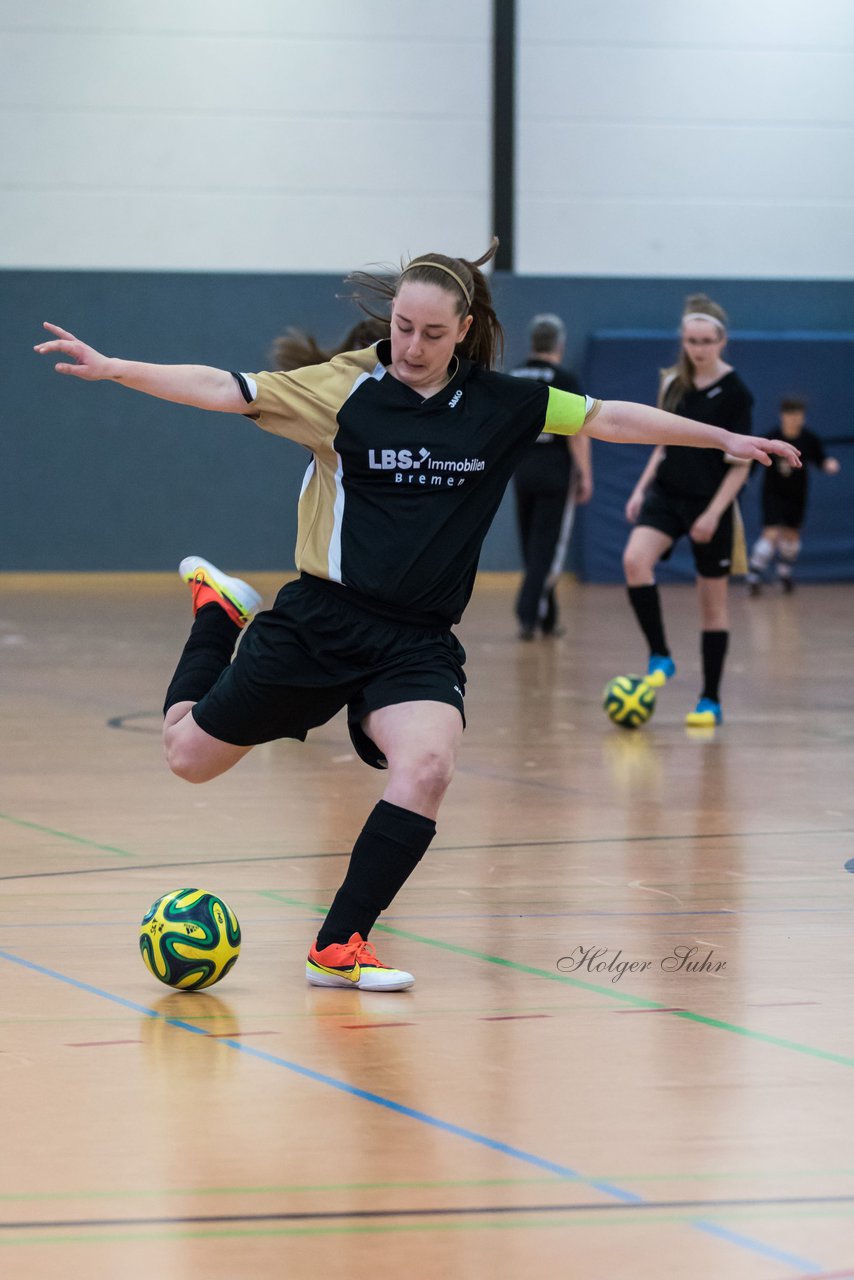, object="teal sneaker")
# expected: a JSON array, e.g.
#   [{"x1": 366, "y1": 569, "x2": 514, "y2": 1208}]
[
  {"x1": 646, "y1": 654, "x2": 676, "y2": 688},
  {"x1": 685, "y1": 697, "x2": 723, "y2": 727}
]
